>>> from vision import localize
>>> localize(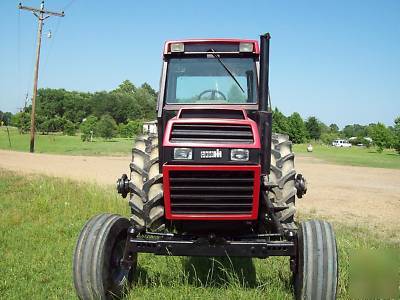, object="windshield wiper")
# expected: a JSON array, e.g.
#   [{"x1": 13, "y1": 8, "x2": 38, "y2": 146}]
[{"x1": 209, "y1": 49, "x2": 245, "y2": 93}]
